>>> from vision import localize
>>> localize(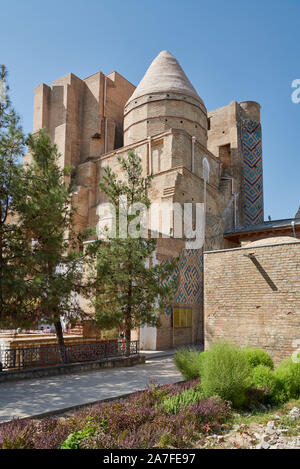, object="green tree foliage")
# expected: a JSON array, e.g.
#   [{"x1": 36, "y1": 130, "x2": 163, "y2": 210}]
[
  {"x1": 85, "y1": 150, "x2": 178, "y2": 354},
  {"x1": 8, "y1": 129, "x2": 88, "y2": 354},
  {"x1": 0, "y1": 65, "x2": 25, "y2": 317}
]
